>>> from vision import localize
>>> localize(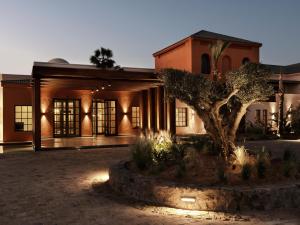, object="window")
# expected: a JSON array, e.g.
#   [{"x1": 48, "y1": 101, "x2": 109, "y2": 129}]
[
  {"x1": 242, "y1": 57, "x2": 250, "y2": 65},
  {"x1": 15, "y1": 106, "x2": 32, "y2": 131},
  {"x1": 176, "y1": 107, "x2": 188, "y2": 127},
  {"x1": 222, "y1": 55, "x2": 232, "y2": 74},
  {"x1": 132, "y1": 106, "x2": 140, "y2": 128},
  {"x1": 201, "y1": 54, "x2": 211, "y2": 74},
  {"x1": 255, "y1": 109, "x2": 261, "y2": 123}
]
